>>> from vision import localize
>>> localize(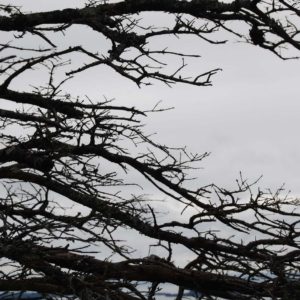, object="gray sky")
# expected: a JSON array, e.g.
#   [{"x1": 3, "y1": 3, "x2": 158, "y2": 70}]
[
  {"x1": 2, "y1": 0, "x2": 300, "y2": 192},
  {"x1": 1, "y1": 0, "x2": 300, "y2": 263}
]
